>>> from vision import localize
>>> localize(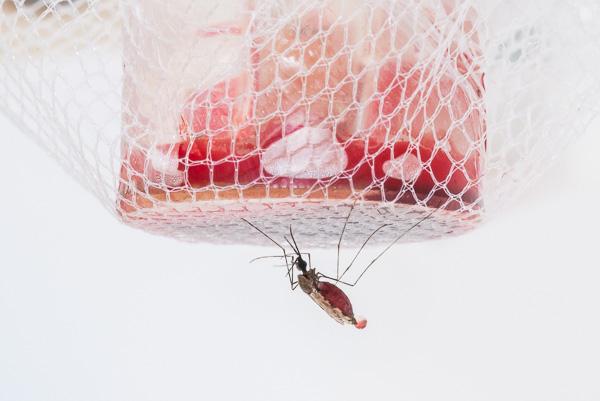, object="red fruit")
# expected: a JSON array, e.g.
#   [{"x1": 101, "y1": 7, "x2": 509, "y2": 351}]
[
  {"x1": 336, "y1": 56, "x2": 483, "y2": 206},
  {"x1": 178, "y1": 127, "x2": 261, "y2": 187},
  {"x1": 337, "y1": 138, "x2": 480, "y2": 206},
  {"x1": 178, "y1": 74, "x2": 263, "y2": 186}
]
